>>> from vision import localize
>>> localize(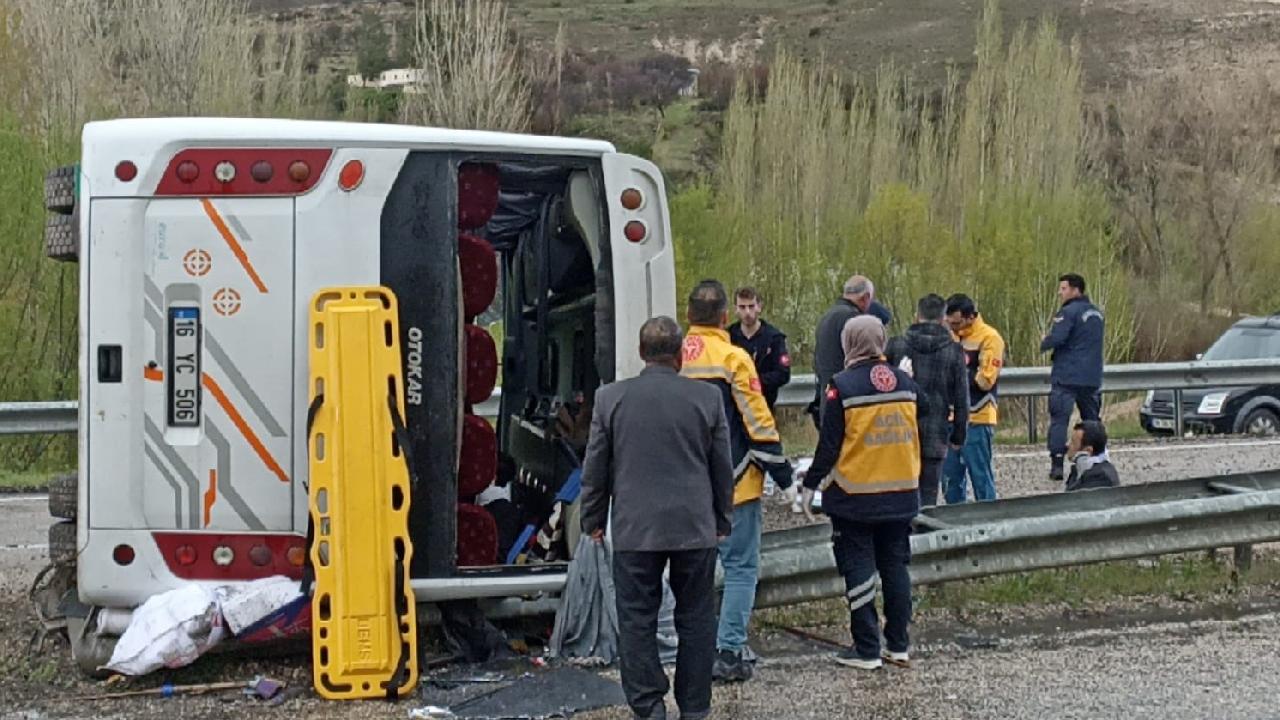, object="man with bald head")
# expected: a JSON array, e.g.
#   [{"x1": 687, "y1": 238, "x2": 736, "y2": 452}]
[
  {"x1": 810, "y1": 275, "x2": 893, "y2": 429},
  {"x1": 582, "y1": 315, "x2": 734, "y2": 720}
]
